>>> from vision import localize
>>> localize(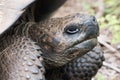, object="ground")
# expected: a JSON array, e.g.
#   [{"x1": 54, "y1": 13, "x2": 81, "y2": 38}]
[{"x1": 54, "y1": 0, "x2": 120, "y2": 80}]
